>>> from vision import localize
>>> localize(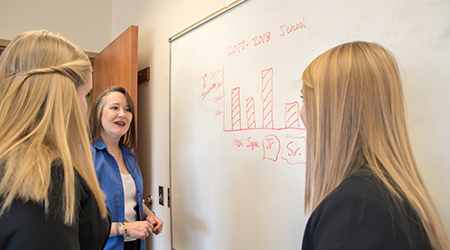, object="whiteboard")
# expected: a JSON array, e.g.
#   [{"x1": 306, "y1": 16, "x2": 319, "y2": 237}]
[{"x1": 170, "y1": 0, "x2": 450, "y2": 249}]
